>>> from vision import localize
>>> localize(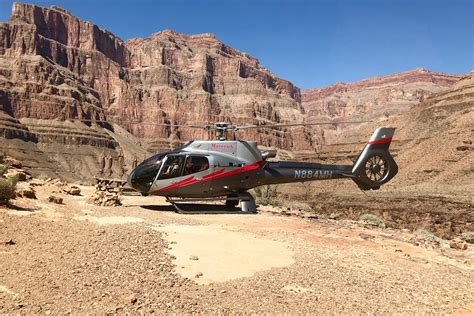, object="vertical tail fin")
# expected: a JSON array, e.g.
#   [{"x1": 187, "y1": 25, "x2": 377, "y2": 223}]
[{"x1": 352, "y1": 128, "x2": 398, "y2": 190}]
